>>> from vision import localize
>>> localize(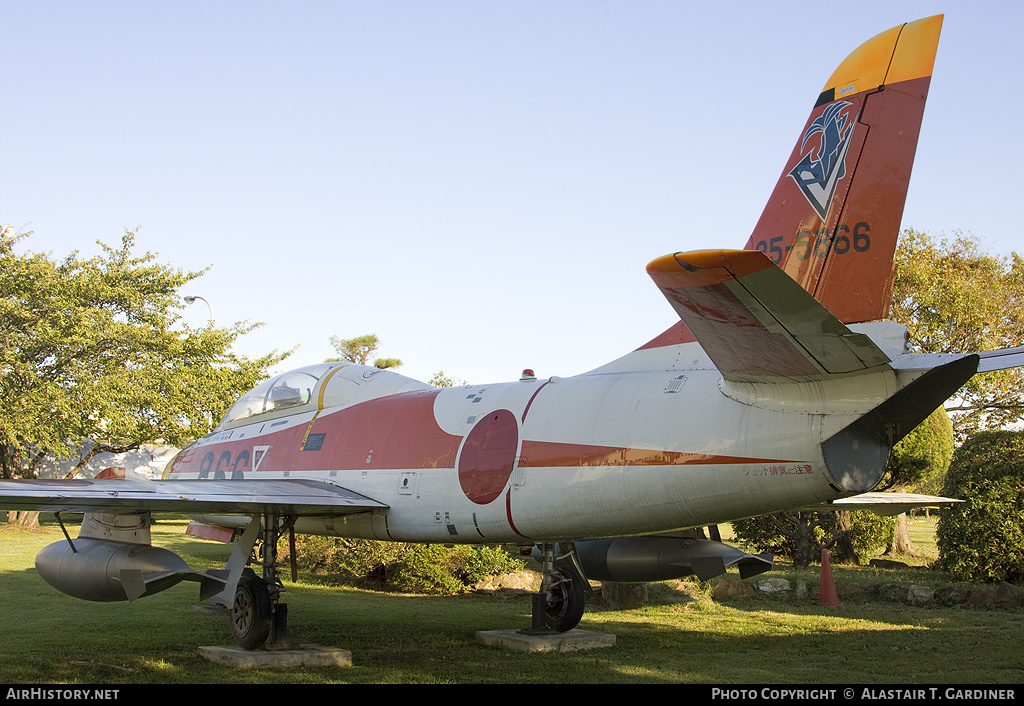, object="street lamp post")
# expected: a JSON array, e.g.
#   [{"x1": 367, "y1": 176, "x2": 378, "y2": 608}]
[{"x1": 184, "y1": 295, "x2": 214, "y2": 325}]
